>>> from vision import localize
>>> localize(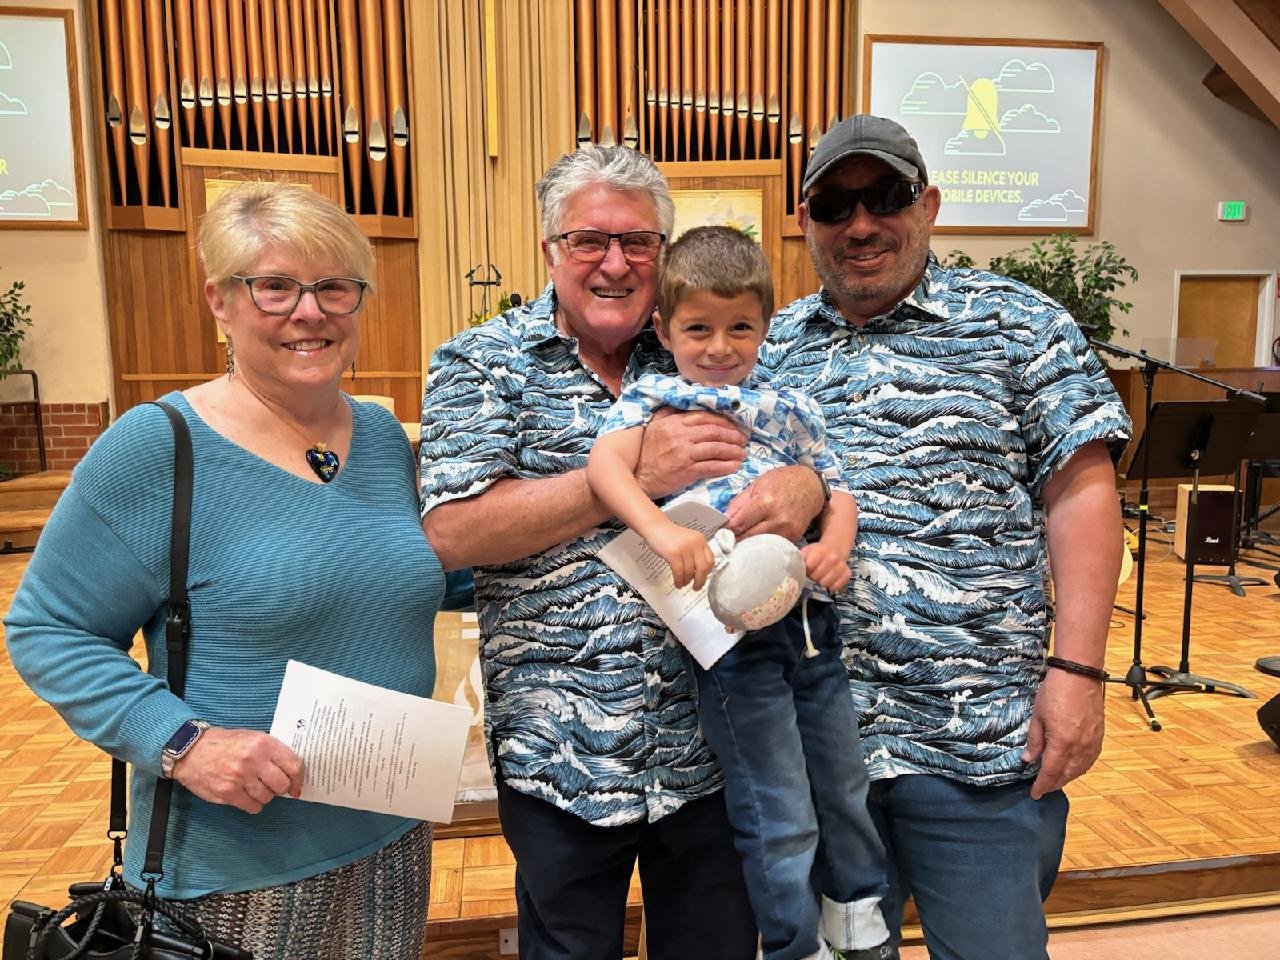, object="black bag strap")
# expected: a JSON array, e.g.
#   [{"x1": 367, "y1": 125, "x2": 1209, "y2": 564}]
[{"x1": 105, "y1": 400, "x2": 194, "y2": 883}]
